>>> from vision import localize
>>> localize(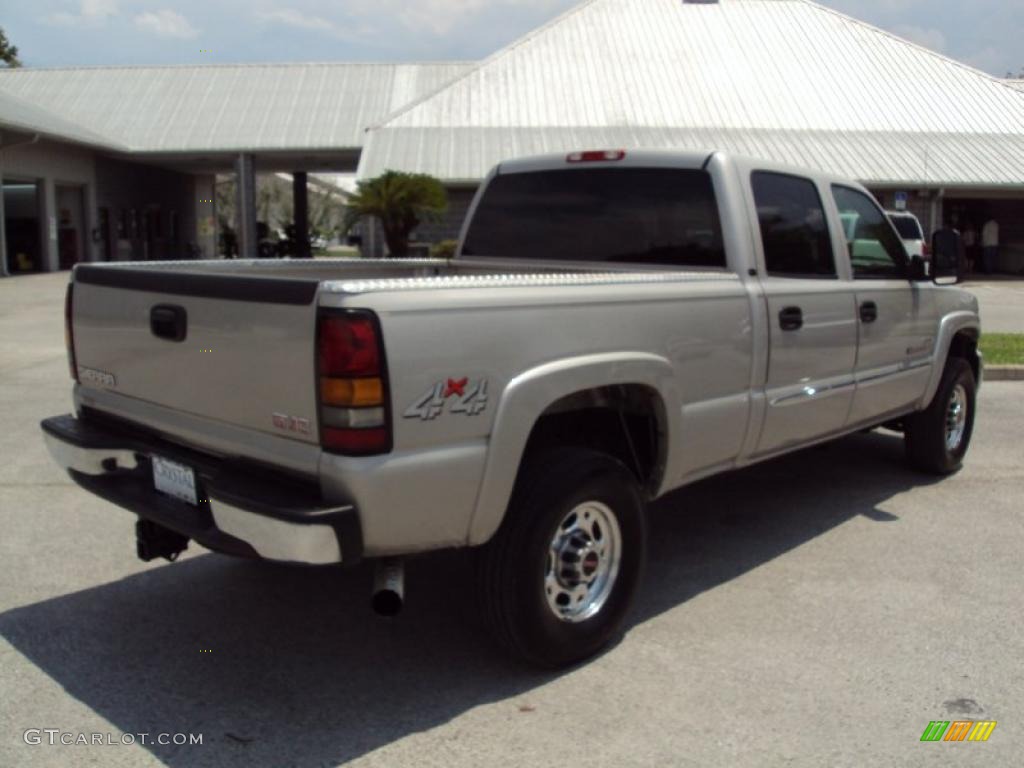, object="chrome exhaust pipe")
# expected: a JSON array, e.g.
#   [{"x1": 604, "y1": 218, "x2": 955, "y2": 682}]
[{"x1": 371, "y1": 559, "x2": 404, "y2": 617}]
